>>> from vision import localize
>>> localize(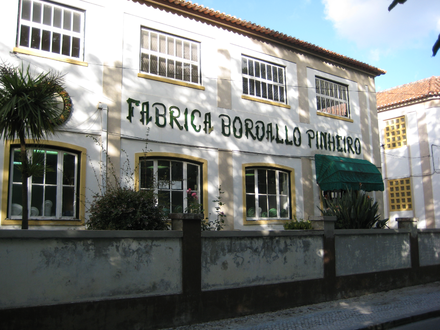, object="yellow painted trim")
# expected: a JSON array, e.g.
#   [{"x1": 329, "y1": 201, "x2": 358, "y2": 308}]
[
  {"x1": 137, "y1": 73, "x2": 205, "y2": 90},
  {"x1": 317, "y1": 111, "x2": 354, "y2": 122},
  {"x1": 242, "y1": 95, "x2": 291, "y2": 109},
  {"x1": 1, "y1": 140, "x2": 87, "y2": 226},
  {"x1": 13, "y1": 47, "x2": 88, "y2": 67},
  {"x1": 242, "y1": 163, "x2": 296, "y2": 226},
  {"x1": 134, "y1": 152, "x2": 209, "y2": 219}
]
